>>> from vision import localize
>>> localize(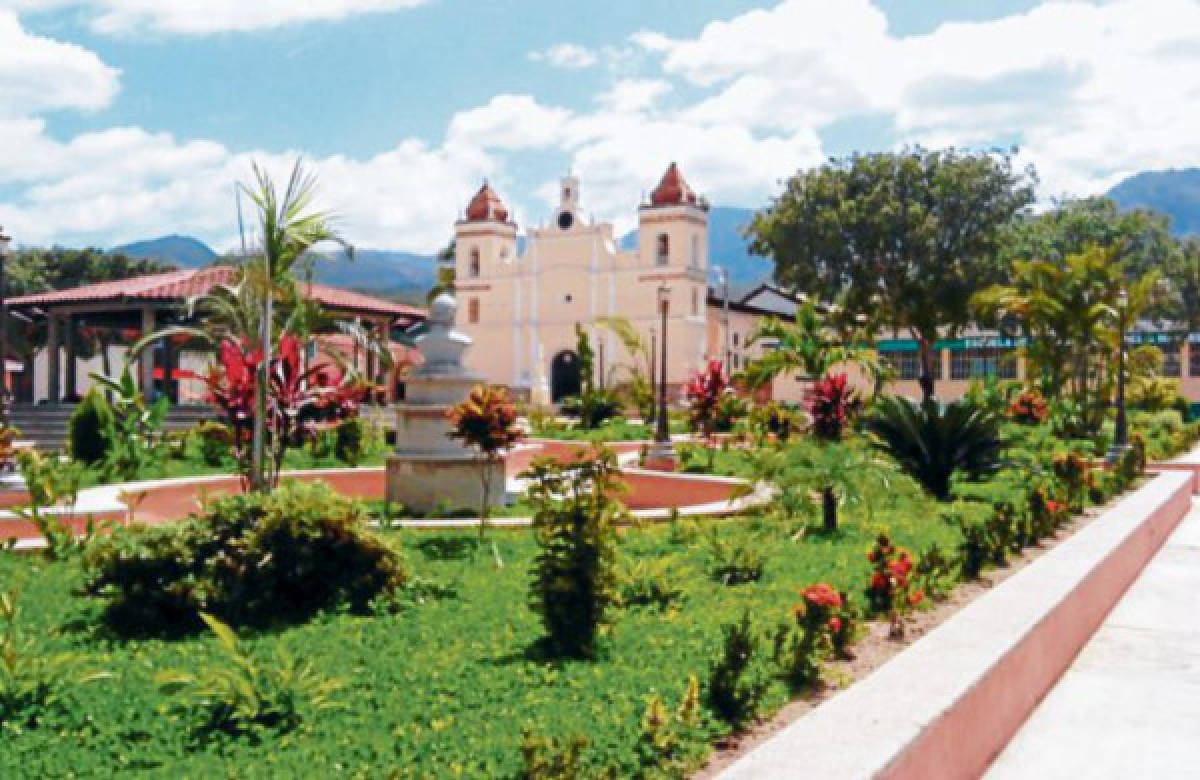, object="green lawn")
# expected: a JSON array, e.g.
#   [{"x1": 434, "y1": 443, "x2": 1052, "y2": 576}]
[{"x1": 0, "y1": 482, "x2": 955, "y2": 778}]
